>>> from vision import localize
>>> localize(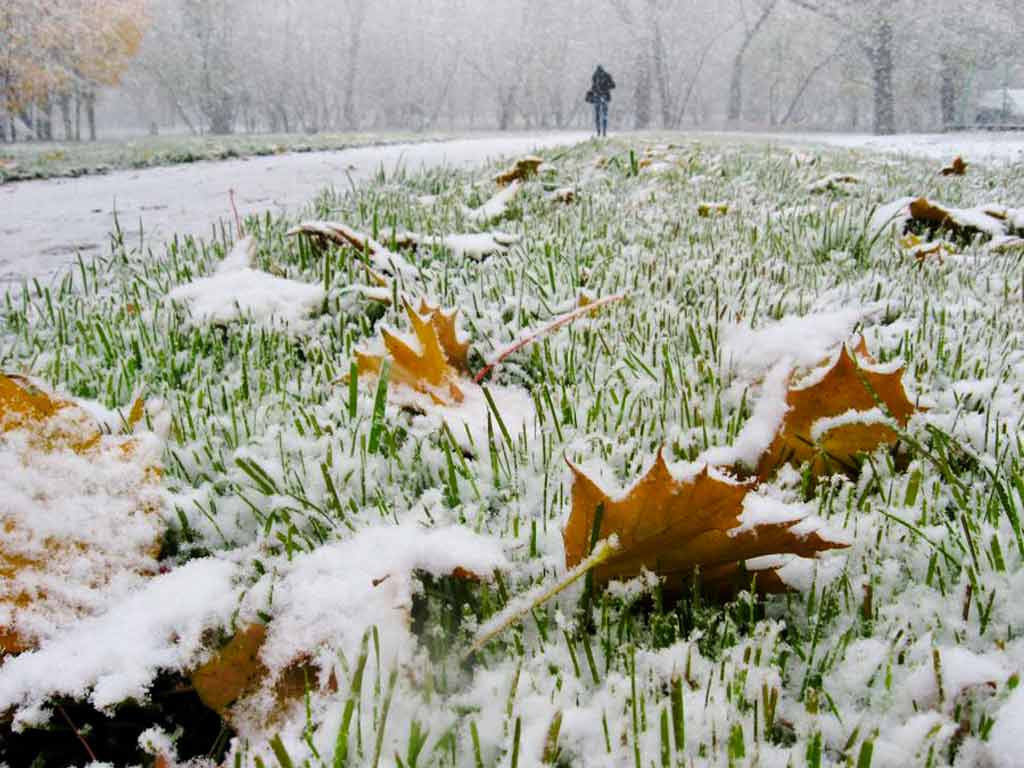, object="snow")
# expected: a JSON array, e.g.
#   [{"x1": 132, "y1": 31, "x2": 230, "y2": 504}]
[
  {"x1": 465, "y1": 180, "x2": 521, "y2": 224},
  {"x1": 167, "y1": 235, "x2": 326, "y2": 330},
  {"x1": 244, "y1": 525, "x2": 507, "y2": 675},
  {"x1": 777, "y1": 130, "x2": 1024, "y2": 164},
  {"x1": 990, "y1": 685, "x2": 1024, "y2": 768},
  {"x1": 0, "y1": 557, "x2": 240, "y2": 727},
  {"x1": 0, "y1": 416, "x2": 165, "y2": 650},
  {"x1": 809, "y1": 406, "x2": 892, "y2": 442},
  {"x1": 700, "y1": 361, "x2": 790, "y2": 470},
  {"x1": 0, "y1": 133, "x2": 587, "y2": 285},
  {"x1": 407, "y1": 231, "x2": 520, "y2": 261},
  {"x1": 721, "y1": 308, "x2": 862, "y2": 380}
]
